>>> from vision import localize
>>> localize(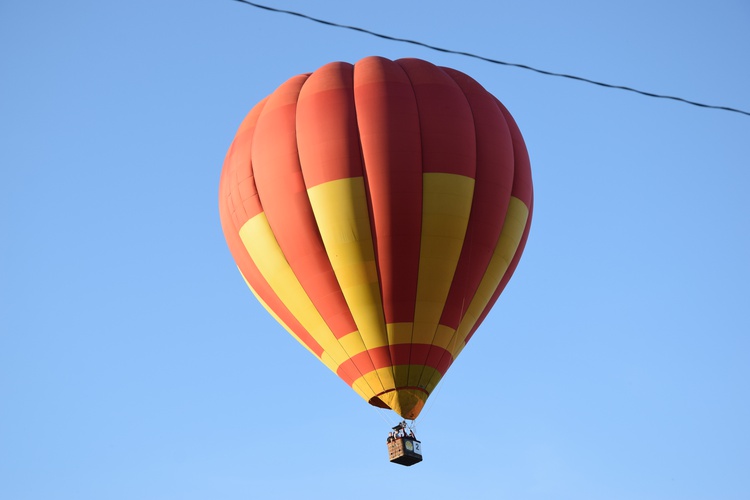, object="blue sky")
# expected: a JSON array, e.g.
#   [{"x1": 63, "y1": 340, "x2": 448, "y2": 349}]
[{"x1": 2, "y1": 1, "x2": 749, "y2": 499}]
